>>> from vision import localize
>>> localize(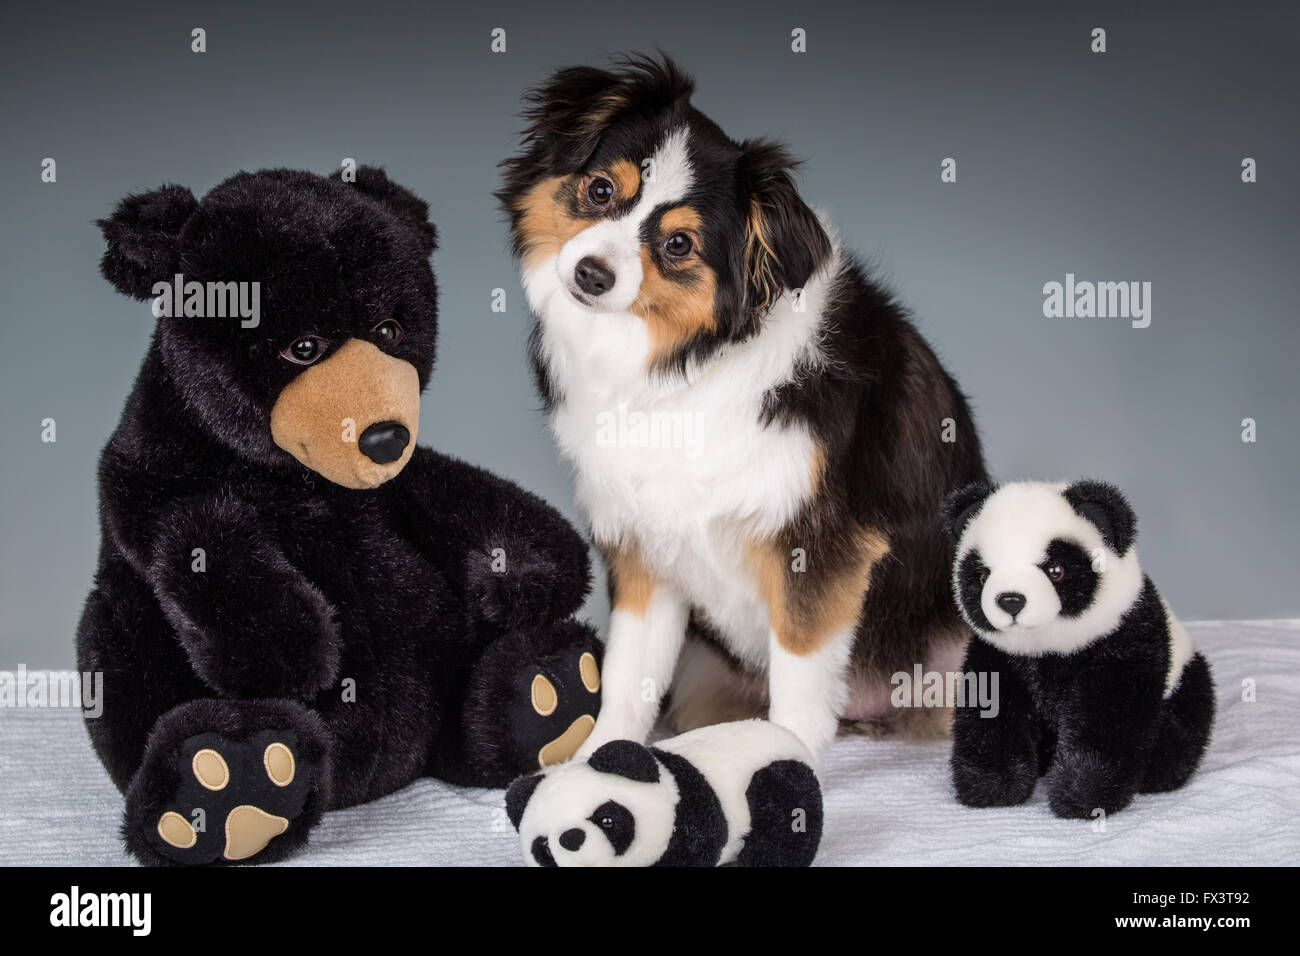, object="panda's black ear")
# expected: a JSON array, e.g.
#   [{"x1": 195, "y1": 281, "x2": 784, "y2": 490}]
[
  {"x1": 1064, "y1": 480, "x2": 1137, "y2": 555},
  {"x1": 505, "y1": 773, "x2": 543, "y2": 830},
  {"x1": 588, "y1": 740, "x2": 660, "y2": 783},
  {"x1": 350, "y1": 165, "x2": 438, "y2": 255},
  {"x1": 942, "y1": 482, "x2": 994, "y2": 541},
  {"x1": 97, "y1": 184, "x2": 198, "y2": 300}
]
